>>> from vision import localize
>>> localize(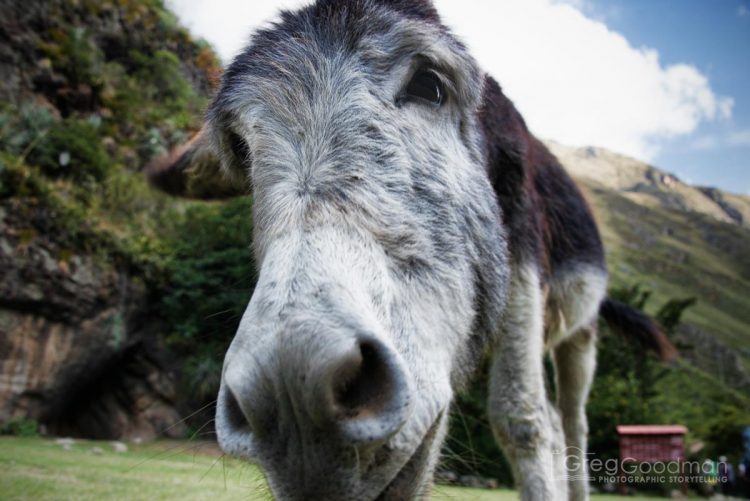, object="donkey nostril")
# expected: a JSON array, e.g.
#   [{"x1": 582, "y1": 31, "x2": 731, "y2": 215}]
[
  {"x1": 223, "y1": 384, "x2": 252, "y2": 434},
  {"x1": 323, "y1": 338, "x2": 413, "y2": 444},
  {"x1": 333, "y1": 341, "x2": 395, "y2": 419}
]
